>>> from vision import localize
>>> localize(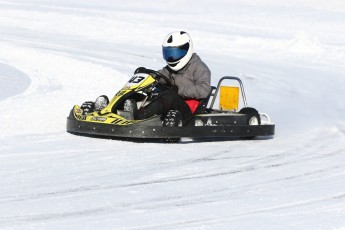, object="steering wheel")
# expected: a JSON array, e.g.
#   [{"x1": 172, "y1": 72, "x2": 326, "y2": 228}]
[{"x1": 134, "y1": 67, "x2": 172, "y2": 87}]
